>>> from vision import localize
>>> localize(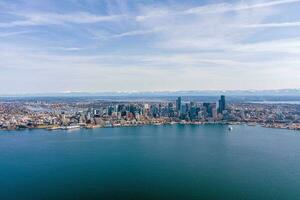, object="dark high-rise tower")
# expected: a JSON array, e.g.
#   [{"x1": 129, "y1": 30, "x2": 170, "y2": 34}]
[
  {"x1": 218, "y1": 95, "x2": 226, "y2": 113},
  {"x1": 176, "y1": 97, "x2": 181, "y2": 112}
]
